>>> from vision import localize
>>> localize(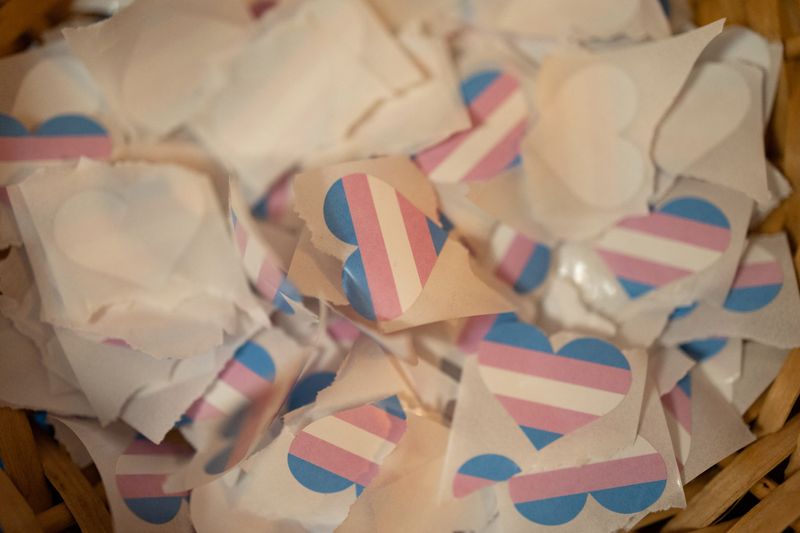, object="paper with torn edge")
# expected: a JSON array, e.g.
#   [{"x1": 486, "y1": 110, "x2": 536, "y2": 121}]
[
  {"x1": 733, "y1": 342, "x2": 790, "y2": 415},
  {"x1": 442, "y1": 321, "x2": 648, "y2": 501},
  {"x1": 293, "y1": 156, "x2": 512, "y2": 332},
  {"x1": 468, "y1": 0, "x2": 669, "y2": 42},
  {"x1": 492, "y1": 378, "x2": 683, "y2": 531},
  {"x1": 521, "y1": 21, "x2": 724, "y2": 240},
  {"x1": 165, "y1": 328, "x2": 308, "y2": 491},
  {"x1": 63, "y1": 0, "x2": 254, "y2": 137},
  {"x1": 661, "y1": 367, "x2": 754, "y2": 483},
  {"x1": 661, "y1": 233, "x2": 800, "y2": 349},
  {"x1": 190, "y1": 4, "x2": 391, "y2": 203},
  {"x1": 654, "y1": 62, "x2": 770, "y2": 204},
  {"x1": 10, "y1": 159, "x2": 266, "y2": 358},
  {"x1": 56, "y1": 417, "x2": 195, "y2": 532}
]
